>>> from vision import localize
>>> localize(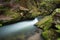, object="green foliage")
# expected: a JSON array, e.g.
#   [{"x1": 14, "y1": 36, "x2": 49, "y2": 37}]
[
  {"x1": 0, "y1": 10, "x2": 22, "y2": 24},
  {"x1": 52, "y1": 8, "x2": 60, "y2": 16},
  {"x1": 39, "y1": 1, "x2": 56, "y2": 16},
  {"x1": 5, "y1": 10, "x2": 21, "y2": 19},
  {"x1": 52, "y1": 8, "x2": 60, "y2": 33},
  {"x1": 0, "y1": 24, "x2": 2, "y2": 27},
  {"x1": 30, "y1": 7, "x2": 41, "y2": 18},
  {"x1": 42, "y1": 29, "x2": 58, "y2": 40},
  {"x1": 56, "y1": 30, "x2": 60, "y2": 33},
  {"x1": 42, "y1": 0, "x2": 60, "y2": 4}
]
